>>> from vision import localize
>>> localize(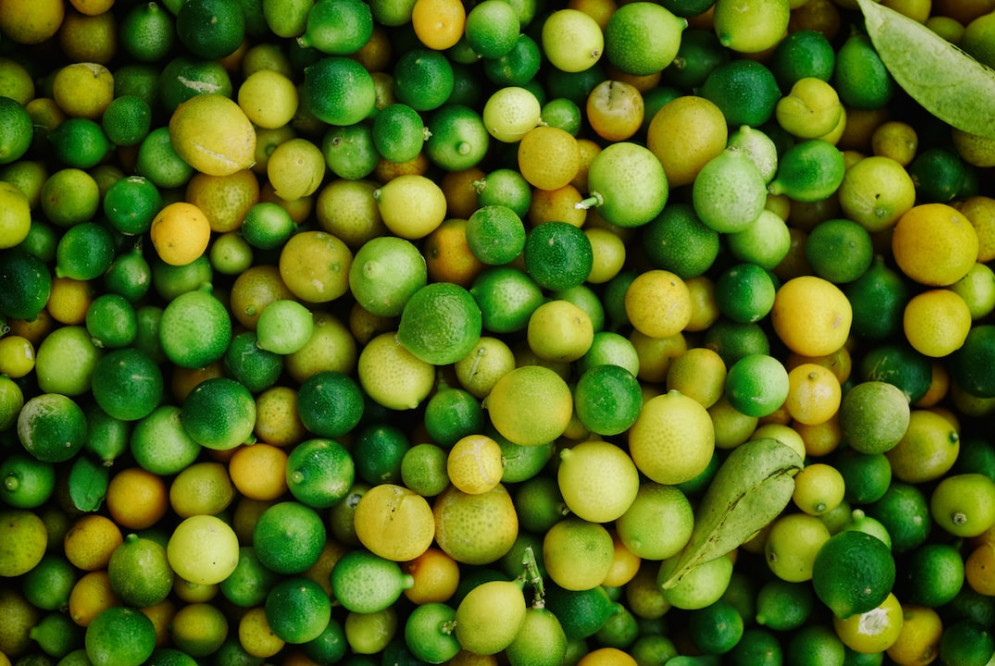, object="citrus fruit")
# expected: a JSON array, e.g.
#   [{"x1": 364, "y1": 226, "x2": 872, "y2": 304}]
[{"x1": 628, "y1": 389, "x2": 714, "y2": 485}]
